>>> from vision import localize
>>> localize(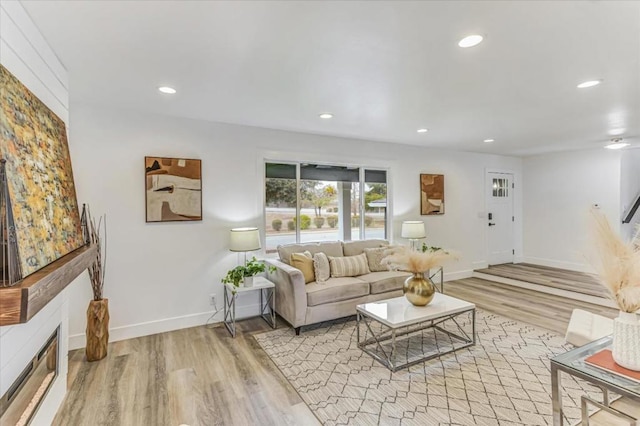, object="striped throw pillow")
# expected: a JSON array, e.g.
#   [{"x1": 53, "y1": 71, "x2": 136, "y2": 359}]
[{"x1": 328, "y1": 253, "x2": 370, "y2": 278}]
